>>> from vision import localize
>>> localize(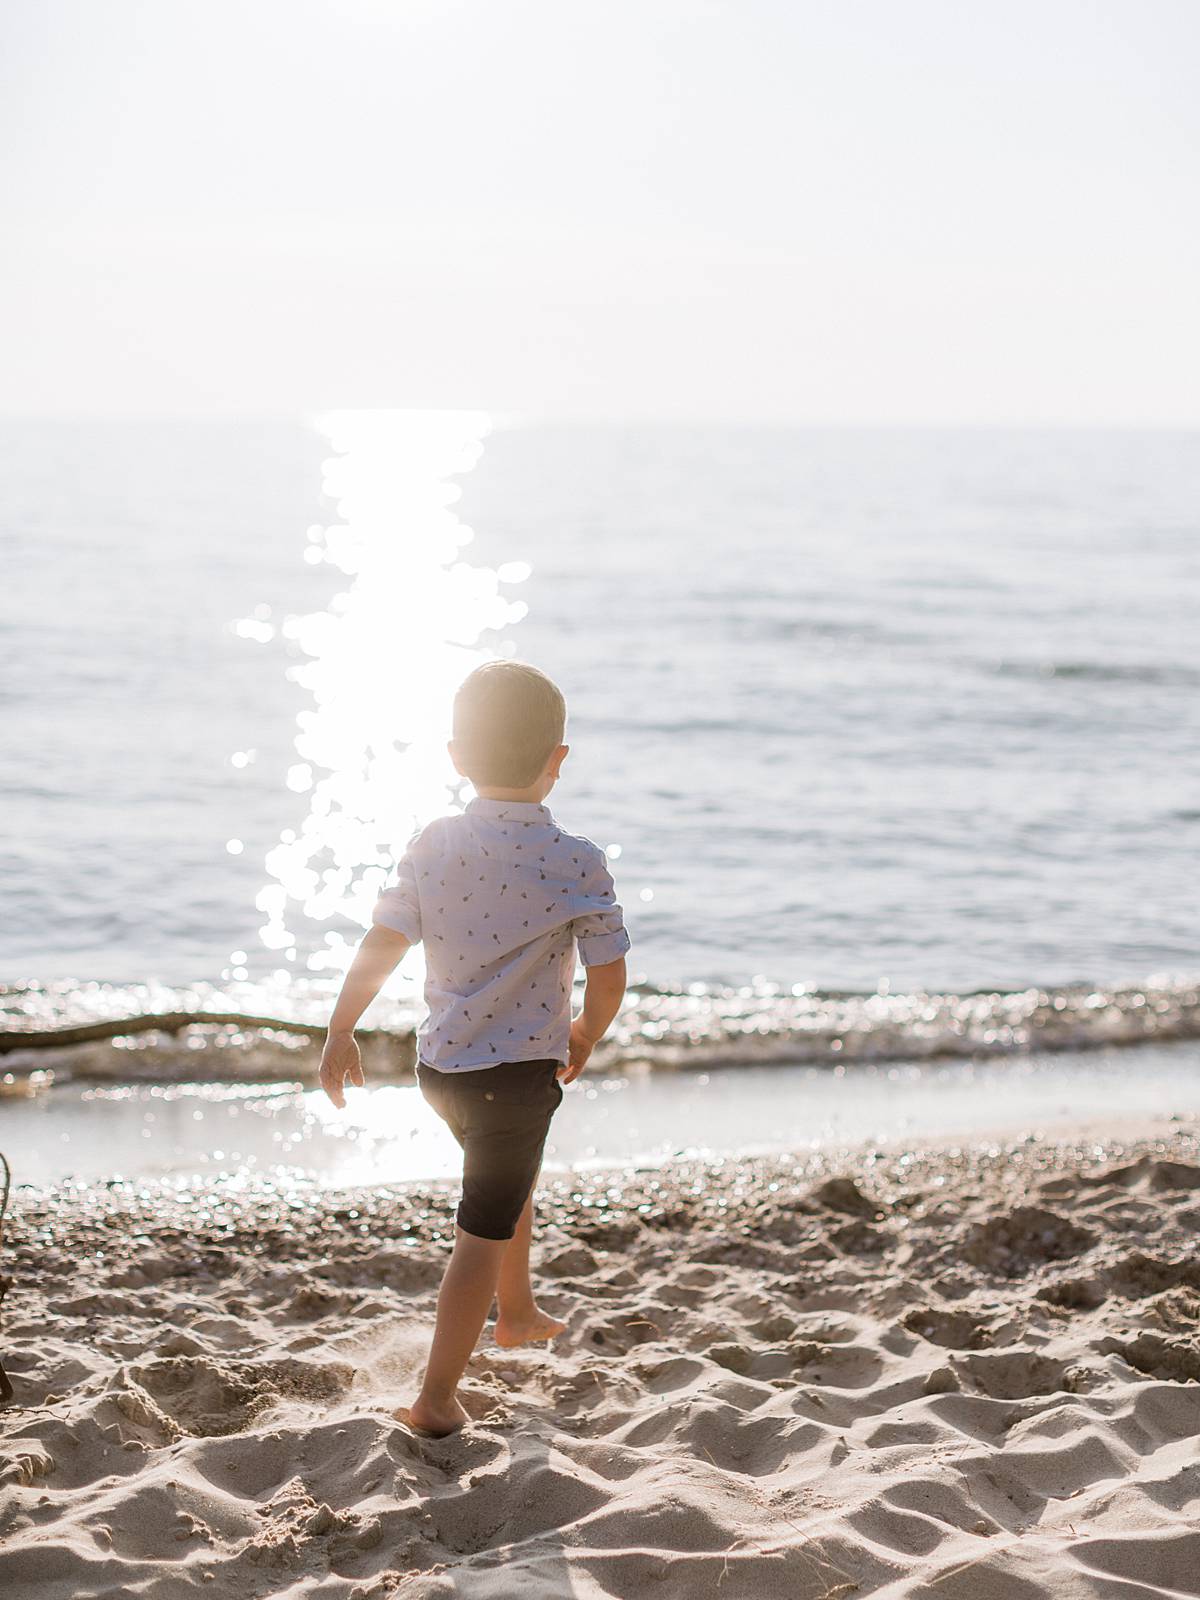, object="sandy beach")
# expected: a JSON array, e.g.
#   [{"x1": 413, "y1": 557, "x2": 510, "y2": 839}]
[
  {"x1": 3, "y1": 1117, "x2": 1200, "y2": 1598},
  {"x1": 7, "y1": 2, "x2": 1200, "y2": 1590}
]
